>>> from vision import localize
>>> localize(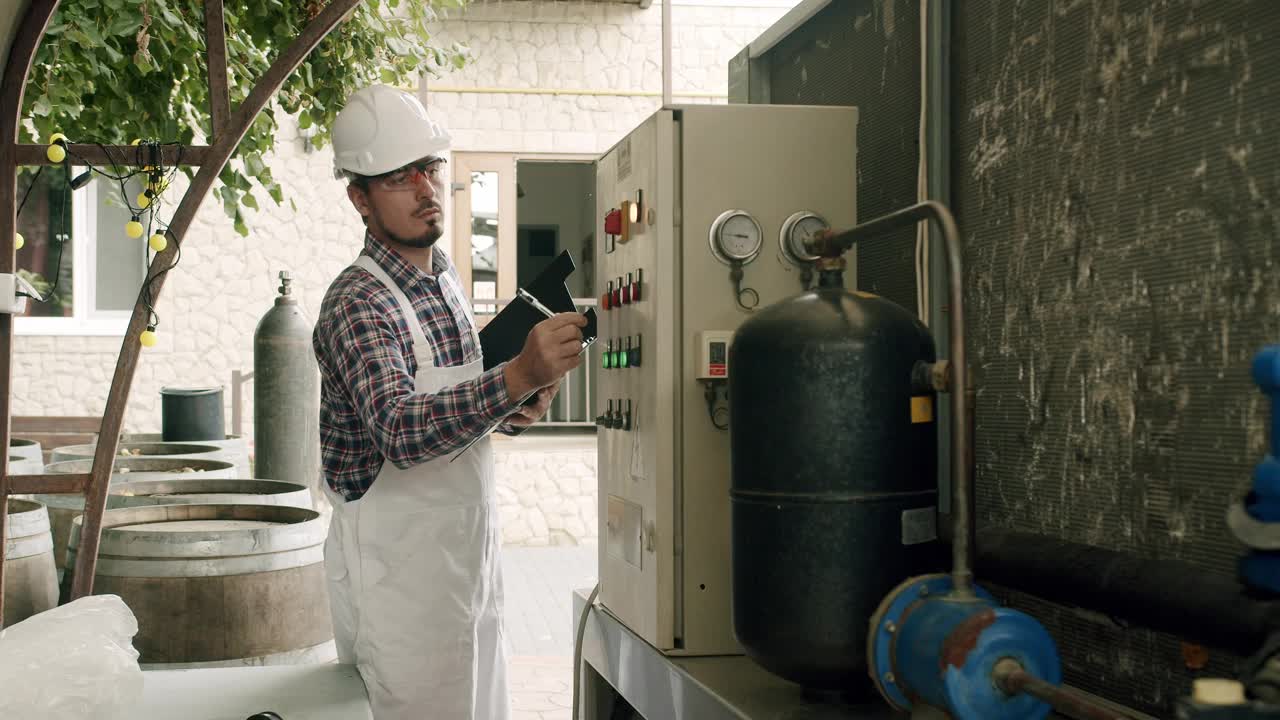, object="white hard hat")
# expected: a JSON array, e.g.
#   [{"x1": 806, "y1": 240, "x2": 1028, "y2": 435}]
[{"x1": 331, "y1": 85, "x2": 451, "y2": 177}]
